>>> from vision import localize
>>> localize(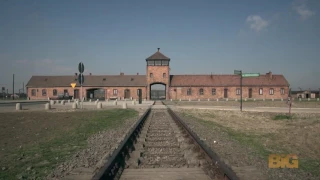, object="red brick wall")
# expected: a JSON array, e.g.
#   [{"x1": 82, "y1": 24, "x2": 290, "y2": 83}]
[
  {"x1": 169, "y1": 86, "x2": 289, "y2": 100},
  {"x1": 146, "y1": 65, "x2": 170, "y2": 100},
  {"x1": 27, "y1": 86, "x2": 147, "y2": 100},
  {"x1": 28, "y1": 86, "x2": 289, "y2": 100}
]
